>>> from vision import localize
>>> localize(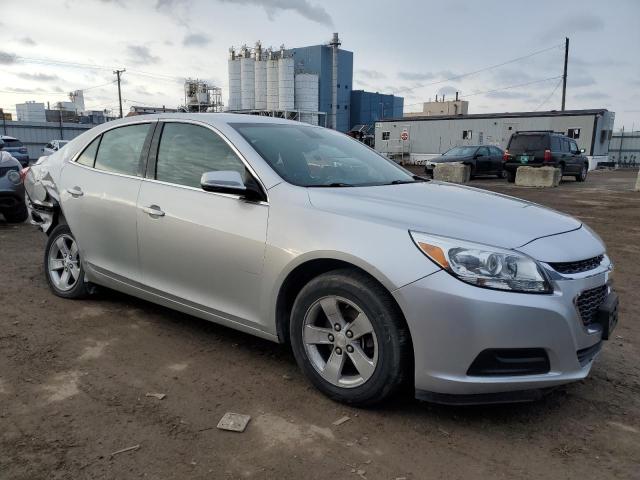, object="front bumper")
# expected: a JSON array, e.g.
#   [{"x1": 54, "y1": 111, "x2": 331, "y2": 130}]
[{"x1": 393, "y1": 263, "x2": 613, "y2": 399}]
